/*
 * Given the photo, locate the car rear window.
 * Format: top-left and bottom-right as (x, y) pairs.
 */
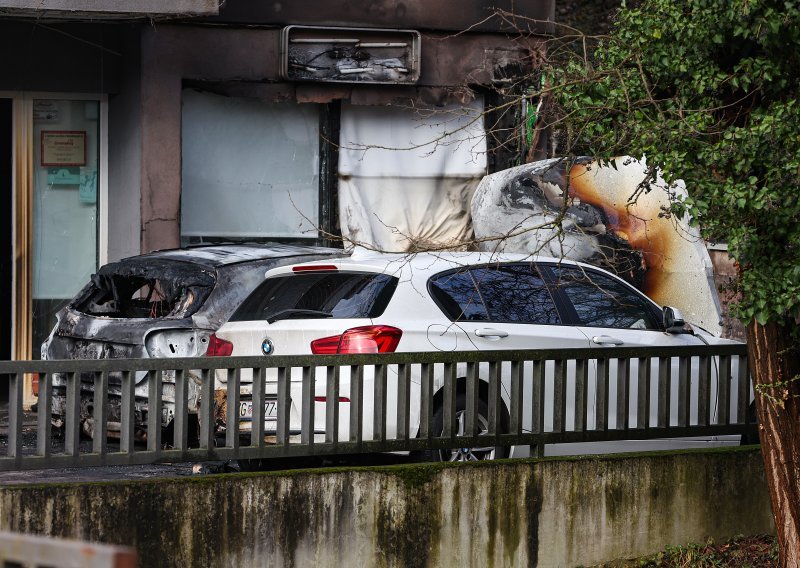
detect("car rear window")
(73, 259), (215, 319)
(230, 272), (398, 322)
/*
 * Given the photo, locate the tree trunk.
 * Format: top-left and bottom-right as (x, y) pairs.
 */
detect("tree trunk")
(748, 318), (800, 567)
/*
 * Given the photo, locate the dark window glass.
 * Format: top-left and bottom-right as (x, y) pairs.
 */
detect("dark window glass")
(74, 261), (215, 319)
(551, 266), (660, 329)
(428, 270), (488, 321)
(471, 265), (560, 324)
(230, 272), (397, 321)
(429, 264), (560, 324)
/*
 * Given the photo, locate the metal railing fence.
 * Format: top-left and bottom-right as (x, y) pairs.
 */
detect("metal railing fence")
(0, 344), (754, 471)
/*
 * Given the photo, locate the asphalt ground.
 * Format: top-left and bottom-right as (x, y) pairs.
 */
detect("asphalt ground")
(0, 402), (411, 484)
(0, 401), (210, 484)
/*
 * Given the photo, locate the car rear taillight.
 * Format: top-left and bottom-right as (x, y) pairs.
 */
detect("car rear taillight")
(310, 325), (402, 354)
(309, 334), (342, 355)
(206, 333), (233, 356)
(314, 396), (351, 403)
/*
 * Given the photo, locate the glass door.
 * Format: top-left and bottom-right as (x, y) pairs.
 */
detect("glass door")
(5, 94), (102, 372)
(30, 99), (100, 354)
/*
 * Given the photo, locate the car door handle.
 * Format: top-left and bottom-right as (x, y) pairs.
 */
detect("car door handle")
(474, 328), (509, 338)
(592, 335), (624, 346)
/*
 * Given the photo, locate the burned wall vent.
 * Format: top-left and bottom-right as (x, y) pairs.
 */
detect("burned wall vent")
(280, 25), (421, 84)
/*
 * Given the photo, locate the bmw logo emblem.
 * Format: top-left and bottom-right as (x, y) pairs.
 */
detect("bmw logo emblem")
(261, 337), (275, 356)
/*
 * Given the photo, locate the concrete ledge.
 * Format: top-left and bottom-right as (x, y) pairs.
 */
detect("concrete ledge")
(0, 0), (218, 17)
(0, 447), (774, 567)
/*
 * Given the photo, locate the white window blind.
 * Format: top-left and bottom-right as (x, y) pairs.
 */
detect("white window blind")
(181, 90), (320, 240)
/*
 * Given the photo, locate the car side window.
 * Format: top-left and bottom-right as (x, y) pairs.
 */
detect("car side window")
(428, 270), (489, 321)
(471, 264), (561, 324)
(429, 263), (560, 324)
(550, 266), (661, 329)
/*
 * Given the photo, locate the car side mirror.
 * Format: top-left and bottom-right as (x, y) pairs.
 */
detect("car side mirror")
(663, 306), (687, 334)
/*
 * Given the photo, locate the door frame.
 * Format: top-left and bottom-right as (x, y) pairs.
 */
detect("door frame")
(0, 91), (108, 406)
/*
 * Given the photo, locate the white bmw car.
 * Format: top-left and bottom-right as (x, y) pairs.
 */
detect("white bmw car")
(209, 251), (743, 460)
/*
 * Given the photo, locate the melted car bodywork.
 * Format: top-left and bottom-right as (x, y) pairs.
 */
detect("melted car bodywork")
(76, 260), (213, 318)
(471, 157), (723, 335)
(41, 244), (344, 440)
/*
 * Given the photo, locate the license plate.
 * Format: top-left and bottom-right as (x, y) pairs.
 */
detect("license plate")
(238, 399), (278, 421)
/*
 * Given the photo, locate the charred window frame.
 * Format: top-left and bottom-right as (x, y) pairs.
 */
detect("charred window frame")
(484, 89), (526, 173)
(73, 260), (216, 320)
(75, 275), (211, 320)
(483, 77), (549, 173)
(318, 100), (340, 247)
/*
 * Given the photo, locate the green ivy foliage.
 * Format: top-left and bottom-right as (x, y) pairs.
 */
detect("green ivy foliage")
(551, 0), (800, 325)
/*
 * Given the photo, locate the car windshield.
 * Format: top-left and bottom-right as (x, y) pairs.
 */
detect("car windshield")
(230, 272), (398, 322)
(73, 259), (216, 319)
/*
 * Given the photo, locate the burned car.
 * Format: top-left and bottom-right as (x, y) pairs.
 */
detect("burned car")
(41, 243), (344, 441)
(471, 156), (724, 335)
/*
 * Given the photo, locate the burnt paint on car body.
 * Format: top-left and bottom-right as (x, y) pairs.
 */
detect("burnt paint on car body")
(42, 243), (348, 439)
(44, 244), (346, 350)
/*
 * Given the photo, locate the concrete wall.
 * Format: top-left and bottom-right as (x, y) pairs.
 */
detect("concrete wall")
(0, 22), (122, 94)
(0, 0), (217, 16)
(107, 27), (142, 263)
(0, 448), (774, 567)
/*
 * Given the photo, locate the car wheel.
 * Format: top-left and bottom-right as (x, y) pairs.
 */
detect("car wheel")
(163, 415), (201, 448)
(422, 392), (509, 462)
(237, 456), (323, 472)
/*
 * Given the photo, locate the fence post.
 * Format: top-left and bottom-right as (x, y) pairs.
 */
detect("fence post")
(301, 366), (315, 447)
(36, 372), (52, 458)
(92, 371), (109, 455)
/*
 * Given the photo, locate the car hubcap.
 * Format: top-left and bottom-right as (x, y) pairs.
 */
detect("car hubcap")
(444, 410), (495, 462)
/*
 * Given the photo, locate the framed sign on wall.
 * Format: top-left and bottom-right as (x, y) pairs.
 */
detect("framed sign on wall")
(41, 130), (86, 167)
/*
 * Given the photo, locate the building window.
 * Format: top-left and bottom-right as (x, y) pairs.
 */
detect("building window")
(180, 89), (322, 244)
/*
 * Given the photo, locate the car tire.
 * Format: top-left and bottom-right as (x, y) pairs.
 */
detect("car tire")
(163, 415), (201, 448)
(419, 391), (510, 462)
(237, 458), (268, 472)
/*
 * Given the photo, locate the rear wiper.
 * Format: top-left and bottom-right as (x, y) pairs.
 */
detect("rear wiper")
(266, 309), (333, 324)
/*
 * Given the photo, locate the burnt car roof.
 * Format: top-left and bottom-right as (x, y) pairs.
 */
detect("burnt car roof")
(44, 244), (348, 349)
(117, 243), (344, 269)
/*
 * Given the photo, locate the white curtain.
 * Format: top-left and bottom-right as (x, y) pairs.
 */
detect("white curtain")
(338, 99), (487, 251)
